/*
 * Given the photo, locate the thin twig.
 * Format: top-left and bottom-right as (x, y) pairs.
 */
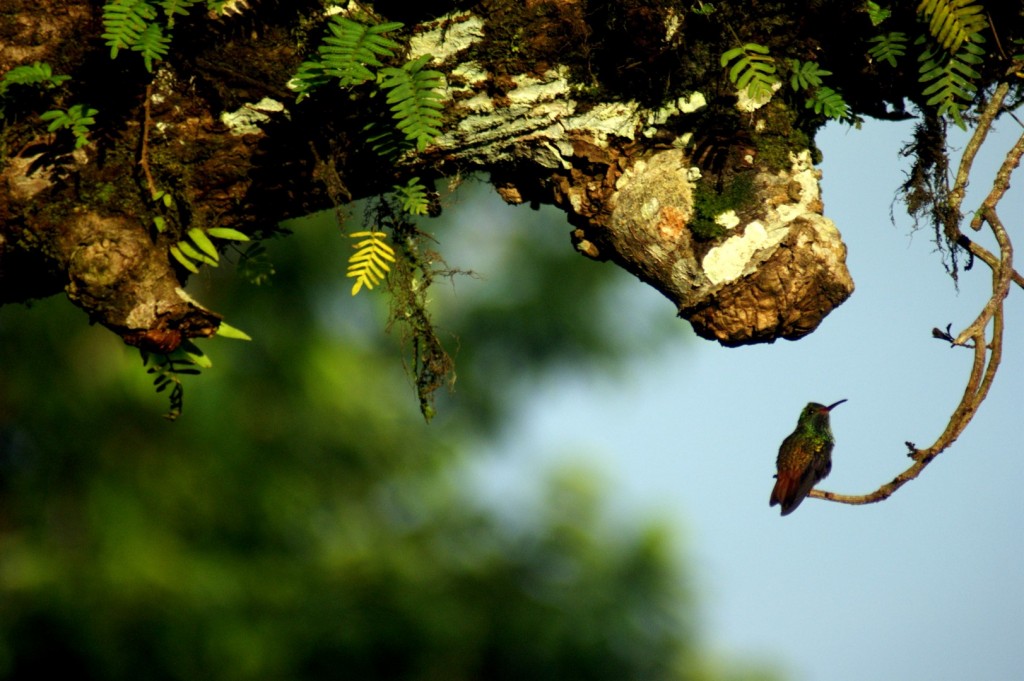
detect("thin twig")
(139, 83), (158, 197)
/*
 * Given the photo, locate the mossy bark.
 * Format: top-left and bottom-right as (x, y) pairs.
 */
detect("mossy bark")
(2, 1), (1018, 348)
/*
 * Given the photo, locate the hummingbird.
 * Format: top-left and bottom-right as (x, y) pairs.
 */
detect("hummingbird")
(770, 399), (846, 516)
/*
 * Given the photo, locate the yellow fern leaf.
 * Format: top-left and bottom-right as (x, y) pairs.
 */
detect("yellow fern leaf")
(347, 230), (395, 295)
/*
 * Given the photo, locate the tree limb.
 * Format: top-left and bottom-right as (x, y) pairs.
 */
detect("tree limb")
(810, 106), (1020, 508)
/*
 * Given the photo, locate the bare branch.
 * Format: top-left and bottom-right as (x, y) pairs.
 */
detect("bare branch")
(810, 94), (1020, 508)
(949, 82), (1008, 228)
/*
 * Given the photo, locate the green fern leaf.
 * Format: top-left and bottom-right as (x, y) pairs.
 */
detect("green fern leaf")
(171, 226), (245, 272)
(788, 59), (832, 91)
(291, 60), (330, 102)
(133, 21), (172, 72)
(161, 0), (202, 27)
(206, 227), (250, 241)
(320, 17), (403, 87)
(187, 228), (219, 259)
(177, 239), (218, 267)
(918, 39), (984, 128)
(916, 0), (987, 54)
(39, 104), (98, 148)
(363, 121), (415, 159)
(347, 230), (396, 295)
(721, 43), (779, 101)
(215, 321), (252, 341)
(0, 61), (70, 96)
(102, 0), (158, 59)
(237, 242), (275, 285)
(379, 55), (444, 152)
(394, 177), (430, 216)
(805, 86), (851, 120)
(867, 32), (908, 67)
(170, 243), (201, 273)
(866, 1), (892, 26)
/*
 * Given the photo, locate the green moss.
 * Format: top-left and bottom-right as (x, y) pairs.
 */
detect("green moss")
(690, 173), (755, 240)
(751, 101), (817, 172)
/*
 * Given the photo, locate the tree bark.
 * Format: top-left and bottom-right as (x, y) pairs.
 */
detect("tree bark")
(7, 0), (953, 350)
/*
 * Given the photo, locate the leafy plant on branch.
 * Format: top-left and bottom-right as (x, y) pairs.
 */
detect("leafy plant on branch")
(379, 55), (445, 153)
(393, 176), (430, 216)
(916, 0), (987, 54)
(917, 39), (984, 129)
(347, 230), (396, 295)
(780, 58), (852, 121)
(39, 105), (99, 149)
(102, 0), (223, 73)
(324, 17), (402, 88)
(787, 58), (832, 91)
(807, 86), (852, 121)
(720, 43), (779, 102)
(0, 61), (70, 97)
(914, 0), (988, 129)
(141, 343), (203, 421)
(169, 227), (251, 274)
(867, 32), (909, 67)
(141, 323), (250, 420)
(865, 0), (892, 26)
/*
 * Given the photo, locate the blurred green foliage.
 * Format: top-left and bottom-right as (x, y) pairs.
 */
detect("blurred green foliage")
(0, 187), (778, 680)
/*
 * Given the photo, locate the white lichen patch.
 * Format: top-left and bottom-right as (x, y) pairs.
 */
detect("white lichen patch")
(702, 221), (770, 285)
(409, 14), (485, 64)
(776, 150), (821, 222)
(506, 70), (572, 104)
(532, 140), (574, 170)
(715, 210), (740, 230)
(640, 196), (661, 221)
(643, 92), (706, 137)
(664, 10), (683, 41)
(562, 100), (642, 142)
(221, 97), (285, 136)
(615, 158), (647, 190)
(450, 61), (489, 89)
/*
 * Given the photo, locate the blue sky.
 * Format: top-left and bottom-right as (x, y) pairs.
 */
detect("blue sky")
(456, 119), (1024, 680)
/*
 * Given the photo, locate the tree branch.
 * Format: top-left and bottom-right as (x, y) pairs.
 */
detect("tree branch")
(810, 104), (1021, 508)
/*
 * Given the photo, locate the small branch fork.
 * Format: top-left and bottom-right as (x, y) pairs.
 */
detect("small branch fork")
(810, 81), (1024, 508)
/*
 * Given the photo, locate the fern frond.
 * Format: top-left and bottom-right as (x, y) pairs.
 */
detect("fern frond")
(866, 1), (891, 26)
(161, 0), (202, 27)
(363, 121), (415, 159)
(788, 59), (832, 91)
(0, 61), (70, 96)
(237, 242), (275, 286)
(379, 55), (444, 152)
(133, 22), (172, 72)
(320, 17), (403, 87)
(347, 230), (396, 295)
(916, 0), (987, 54)
(291, 60), (330, 102)
(868, 32), (908, 67)
(141, 346), (202, 420)
(805, 86), (851, 120)
(39, 104), (98, 148)
(168, 226), (248, 273)
(394, 177), (430, 216)
(720, 43), (779, 101)
(102, 0), (158, 59)
(918, 38), (984, 128)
